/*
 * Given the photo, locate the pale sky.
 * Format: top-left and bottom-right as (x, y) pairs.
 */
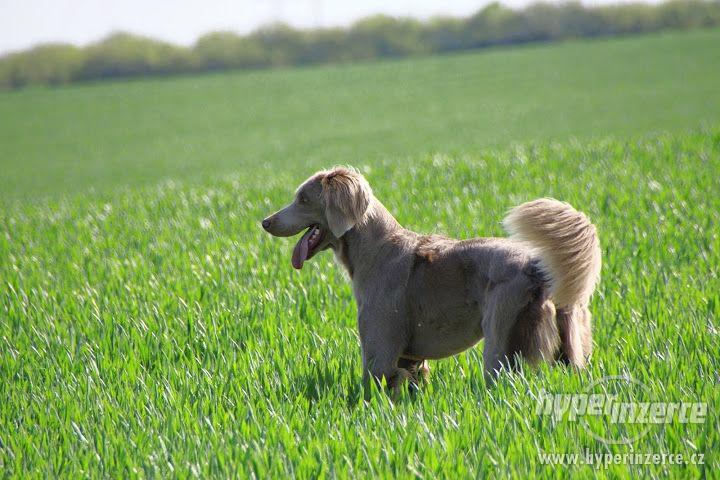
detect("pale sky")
(0, 0), (661, 55)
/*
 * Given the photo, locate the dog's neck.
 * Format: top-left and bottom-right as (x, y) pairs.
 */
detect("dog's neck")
(331, 197), (406, 280)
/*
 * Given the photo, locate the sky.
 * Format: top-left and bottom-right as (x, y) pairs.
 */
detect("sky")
(0, 0), (661, 55)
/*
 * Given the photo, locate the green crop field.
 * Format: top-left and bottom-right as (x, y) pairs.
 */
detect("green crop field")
(1, 28), (719, 478)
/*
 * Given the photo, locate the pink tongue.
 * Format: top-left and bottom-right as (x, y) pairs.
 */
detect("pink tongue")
(291, 228), (313, 269)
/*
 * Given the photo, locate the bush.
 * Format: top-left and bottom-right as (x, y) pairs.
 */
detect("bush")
(0, 44), (85, 88)
(193, 32), (269, 69)
(77, 33), (191, 80)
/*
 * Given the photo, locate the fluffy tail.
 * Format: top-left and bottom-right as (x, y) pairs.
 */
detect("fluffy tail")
(503, 198), (601, 366)
(503, 198), (601, 308)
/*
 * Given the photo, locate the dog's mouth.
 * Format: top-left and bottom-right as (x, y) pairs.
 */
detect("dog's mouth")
(291, 225), (326, 269)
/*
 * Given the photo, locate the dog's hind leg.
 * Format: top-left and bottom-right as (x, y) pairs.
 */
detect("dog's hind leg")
(507, 297), (560, 366)
(481, 273), (564, 382)
(556, 306), (593, 366)
(579, 307), (593, 357)
(481, 279), (535, 382)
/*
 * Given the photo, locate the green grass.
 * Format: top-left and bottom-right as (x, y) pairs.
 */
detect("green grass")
(1, 29), (719, 478)
(1, 28), (719, 200)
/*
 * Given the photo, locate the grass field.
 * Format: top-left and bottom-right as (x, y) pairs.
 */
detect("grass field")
(1, 29), (719, 478)
(1, 28), (719, 200)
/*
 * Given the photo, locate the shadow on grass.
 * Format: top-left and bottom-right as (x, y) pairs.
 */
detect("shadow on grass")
(292, 364), (427, 409)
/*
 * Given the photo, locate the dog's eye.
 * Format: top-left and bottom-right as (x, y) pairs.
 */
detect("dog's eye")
(298, 194), (307, 204)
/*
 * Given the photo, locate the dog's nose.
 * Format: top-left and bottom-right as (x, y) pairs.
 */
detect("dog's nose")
(261, 218), (272, 230)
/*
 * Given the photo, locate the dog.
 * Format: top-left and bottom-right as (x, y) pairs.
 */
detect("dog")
(262, 166), (601, 393)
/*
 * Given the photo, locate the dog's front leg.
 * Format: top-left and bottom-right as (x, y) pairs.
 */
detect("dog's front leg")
(361, 354), (412, 400)
(397, 357), (430, 386)
(357, 303), (410, 399)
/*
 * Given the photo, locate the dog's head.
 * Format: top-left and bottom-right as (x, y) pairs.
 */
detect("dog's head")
(262, 167), (372, 269)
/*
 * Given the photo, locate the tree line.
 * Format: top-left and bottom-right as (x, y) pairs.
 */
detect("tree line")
(1, 0), (718, 89)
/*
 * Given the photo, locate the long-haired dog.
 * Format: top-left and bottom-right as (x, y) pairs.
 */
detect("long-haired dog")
(262, 167), (601, 393)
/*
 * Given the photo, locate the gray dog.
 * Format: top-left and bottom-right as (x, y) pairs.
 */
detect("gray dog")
(262, 167), (601, 394)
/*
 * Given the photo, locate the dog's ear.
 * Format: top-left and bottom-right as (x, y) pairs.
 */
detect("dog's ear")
(321, 167), (371, 237)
